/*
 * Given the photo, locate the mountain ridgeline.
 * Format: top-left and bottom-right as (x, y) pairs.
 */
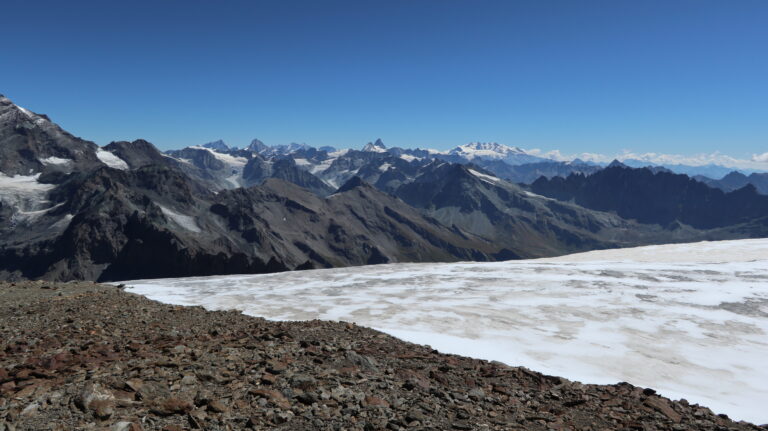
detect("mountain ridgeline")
(1, 93), (766, 281)
(530, 166), (768, 230)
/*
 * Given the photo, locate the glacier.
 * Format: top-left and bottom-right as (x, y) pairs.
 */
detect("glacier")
(124, 238), (768, 423)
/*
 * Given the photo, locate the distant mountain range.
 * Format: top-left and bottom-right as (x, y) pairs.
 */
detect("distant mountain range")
(693, 171), (768, 195)
(1, 93), (767, 281)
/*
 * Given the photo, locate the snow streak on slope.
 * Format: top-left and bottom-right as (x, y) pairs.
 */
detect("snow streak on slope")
(124, 239), (768, 423)
(95, 149), (129, 170)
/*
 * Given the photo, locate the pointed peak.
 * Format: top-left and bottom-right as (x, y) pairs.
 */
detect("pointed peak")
(362, 139), (387, 152)
(723, 170), (748, 179)
(334, 176), (373, 194)
(203, 139), (229, 151)
(248, 138), (268, 153)
(608, 159), (627, 168)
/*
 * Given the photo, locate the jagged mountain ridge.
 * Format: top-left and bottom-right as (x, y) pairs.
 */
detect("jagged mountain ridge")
(392, 163), (720, 258)
(530, 165), (768, 229)
(694, 171), (768, 195)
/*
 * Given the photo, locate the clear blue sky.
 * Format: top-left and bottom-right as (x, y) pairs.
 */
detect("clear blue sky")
(2, 0), (767, 155)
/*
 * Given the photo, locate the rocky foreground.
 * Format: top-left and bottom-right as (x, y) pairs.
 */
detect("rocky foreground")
(0, 282), (764, 431)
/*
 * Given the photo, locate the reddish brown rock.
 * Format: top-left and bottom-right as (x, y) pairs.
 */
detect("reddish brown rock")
(362, 395), (390, 408)
(151, 397), (194, 416)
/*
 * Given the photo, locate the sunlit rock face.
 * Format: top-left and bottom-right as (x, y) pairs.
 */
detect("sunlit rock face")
(125, 238), (768, 423)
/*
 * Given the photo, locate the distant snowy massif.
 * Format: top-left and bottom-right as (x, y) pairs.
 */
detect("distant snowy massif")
(125, 239), (768, 423)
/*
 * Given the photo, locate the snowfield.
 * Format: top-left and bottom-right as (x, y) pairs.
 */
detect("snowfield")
(124, 239), (768, 423)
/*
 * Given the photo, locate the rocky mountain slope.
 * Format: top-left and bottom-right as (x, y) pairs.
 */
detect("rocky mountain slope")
(0, 95), (103, 177)
(530, 165), (768, 229)
(393, 162), (717, 258)
(0, 162), (500, 281)
(1, 281), (764, 431)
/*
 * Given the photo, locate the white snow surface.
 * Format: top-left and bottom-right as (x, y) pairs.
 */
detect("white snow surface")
(467, 169), (500, 184)
(0, 173), (56, 213)
(39, 156), (72, 166)
(124, 239), (768, 423)
(450, 142), (527, 159)
(398, 154), (420, 162)
(95, 149), (129, 170)
(16, 106), (34, 117)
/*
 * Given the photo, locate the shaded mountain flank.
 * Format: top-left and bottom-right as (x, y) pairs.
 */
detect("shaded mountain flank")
(530, 165), (768, 230)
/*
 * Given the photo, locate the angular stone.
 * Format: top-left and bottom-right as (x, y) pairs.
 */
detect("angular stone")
(645, 397), (682, 423)
(251, 389), (291, 409)
(207, 399), (228, 413)
(151, 397), (194, 416)
(362, 395), (390, 408)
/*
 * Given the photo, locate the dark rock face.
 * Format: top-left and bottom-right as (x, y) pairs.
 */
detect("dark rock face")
(247, 138), (268, 153)
(531, 166), (768, 229)
(103, 140), (170, 170)
(243, 157), (334, 196)
(474, 159), (603, 184)
(0, 282), (763, 430)
(202, 139), (229, 151)
(0, 94), (102, 176)
(212, 178), (500, 268)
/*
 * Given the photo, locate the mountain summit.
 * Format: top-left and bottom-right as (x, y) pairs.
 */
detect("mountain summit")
(447, 142), (546, 166)
(362, 138), (387, 153)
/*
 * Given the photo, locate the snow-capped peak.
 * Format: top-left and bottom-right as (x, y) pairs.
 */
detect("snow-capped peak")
(449, 142), (526, 158)
(447, 142), (546, 166)
(362, 138), (387, 153)
(0, 96), (50, 127)
(202, 139), (230, 152)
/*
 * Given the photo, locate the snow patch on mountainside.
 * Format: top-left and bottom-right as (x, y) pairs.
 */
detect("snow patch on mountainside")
(96, 149), (129, 170)
(158, 205), (201, 232)
(39, 156), (72, 166)
(125, 239), (768, 423)
(399, 154), (420, 162)
(16, 106), (34, 118)
(0, 173), (56, 213)
(467, 169), (500, 184)
(190, 146), (248, 167)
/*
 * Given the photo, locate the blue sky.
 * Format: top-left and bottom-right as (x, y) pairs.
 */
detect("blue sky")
(2, 0), (767, 158)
